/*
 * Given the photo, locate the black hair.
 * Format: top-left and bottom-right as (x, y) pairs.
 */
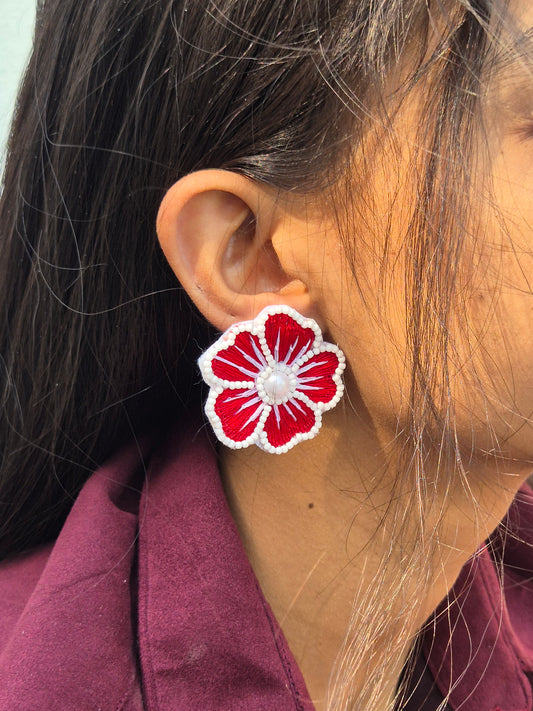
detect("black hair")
(0, 0), (501, 555)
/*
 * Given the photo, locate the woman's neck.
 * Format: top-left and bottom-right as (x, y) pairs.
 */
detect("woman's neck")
(220, 406), (528, 709)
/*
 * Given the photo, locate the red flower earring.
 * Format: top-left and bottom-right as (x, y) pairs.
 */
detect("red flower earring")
(198, 305), (345, 454)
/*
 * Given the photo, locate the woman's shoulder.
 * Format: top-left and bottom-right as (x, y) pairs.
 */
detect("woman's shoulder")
(0, 545), (52, 643)
(0, 435), (148, 711)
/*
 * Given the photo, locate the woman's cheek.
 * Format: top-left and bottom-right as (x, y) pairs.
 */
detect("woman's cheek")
(453, 130), (533, 457)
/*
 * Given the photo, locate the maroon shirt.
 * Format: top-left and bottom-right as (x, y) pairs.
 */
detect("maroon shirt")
(0, 420), (532, 710)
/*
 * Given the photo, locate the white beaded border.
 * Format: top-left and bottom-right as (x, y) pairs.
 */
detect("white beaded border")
(204, 387), (269, 450)
(256, 393), (323, 455)
(254, 304), (322, 369)
(198, 319), (259, 390)
(292, 342), (346, 412)
(198, 305), (346, 454)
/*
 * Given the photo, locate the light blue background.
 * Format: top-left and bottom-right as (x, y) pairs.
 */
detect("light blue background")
(0, 0), (36, 168)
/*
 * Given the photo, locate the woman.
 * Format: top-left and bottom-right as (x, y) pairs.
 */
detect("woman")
(0, 0), (532, 708)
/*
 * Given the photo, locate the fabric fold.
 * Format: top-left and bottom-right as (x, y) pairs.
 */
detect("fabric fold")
(0, 439), (148, 710)
(136, 421), (313, 710)
(423, 486), (533, 711)
(1, 420), (533, 711)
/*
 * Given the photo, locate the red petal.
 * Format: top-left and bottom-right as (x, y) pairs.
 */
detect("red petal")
(296, 351), (340, 404)
(264, 313), (315, 366)
(263, 398), (316, 448)
(214, 388), (264, 443)
(211, 331), (265, 382)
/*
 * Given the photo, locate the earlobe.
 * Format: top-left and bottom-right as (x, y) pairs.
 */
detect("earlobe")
(156, 170), (315, 332)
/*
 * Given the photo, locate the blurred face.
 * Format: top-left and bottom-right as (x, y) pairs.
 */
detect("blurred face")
(308, 0), (533, 466)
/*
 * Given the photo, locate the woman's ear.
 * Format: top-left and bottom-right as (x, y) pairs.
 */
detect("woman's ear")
(156, 169), (316, 332)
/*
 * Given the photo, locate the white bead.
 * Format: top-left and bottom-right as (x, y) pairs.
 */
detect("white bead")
(262, 370), (292, 404)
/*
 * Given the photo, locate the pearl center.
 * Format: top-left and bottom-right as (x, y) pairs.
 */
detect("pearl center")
(262, 370), (292, 404)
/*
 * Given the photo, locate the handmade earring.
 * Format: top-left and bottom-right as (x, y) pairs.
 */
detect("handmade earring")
(198, 305), (345, 454)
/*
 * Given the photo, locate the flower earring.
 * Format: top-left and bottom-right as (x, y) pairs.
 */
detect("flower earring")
(198, 305), (345, 454)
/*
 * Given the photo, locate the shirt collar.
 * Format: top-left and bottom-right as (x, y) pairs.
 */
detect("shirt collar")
(0, 421), (313, 711)
(136, 420), (314, 710)
(423, 486), (533, 711)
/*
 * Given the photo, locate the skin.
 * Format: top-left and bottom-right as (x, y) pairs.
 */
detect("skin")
(156, 1), (533, 707)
